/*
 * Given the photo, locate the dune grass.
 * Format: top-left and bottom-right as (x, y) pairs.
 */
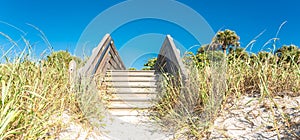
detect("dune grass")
(0, 53), (83, 139)
(0, 20), (121, 138)
(0, 30), (108, 139)
(150, 45), (300, 139)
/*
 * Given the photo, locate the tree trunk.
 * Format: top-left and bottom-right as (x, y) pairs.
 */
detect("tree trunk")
(222, 45), (227, 56)
(223, 48), (227, 56)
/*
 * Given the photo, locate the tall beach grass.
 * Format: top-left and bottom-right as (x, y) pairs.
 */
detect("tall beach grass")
(0, 30), (105, 139)
(150, 41), (300, 139)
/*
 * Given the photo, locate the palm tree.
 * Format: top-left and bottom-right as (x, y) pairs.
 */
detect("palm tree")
(214, 29), (240, 56)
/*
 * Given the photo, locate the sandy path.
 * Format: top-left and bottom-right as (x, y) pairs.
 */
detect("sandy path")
(98, 113), (173, 140)
(58, 111), (173, 140)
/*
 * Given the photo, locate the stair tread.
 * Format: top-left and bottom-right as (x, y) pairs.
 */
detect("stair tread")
(105, 80), (158, 82)
(110, 96), (155, 102)
(108, 101), (153, 109)
(108, 87), (156, 91)
(110, 92), (158, 94)
(107, 85), (158, 88)
(110, 94), (157, 100)
(108, 70), (155, 72)
(106, 75), (157, 77)
(110, 99), (154, 102)
(105, 77), (158, 81)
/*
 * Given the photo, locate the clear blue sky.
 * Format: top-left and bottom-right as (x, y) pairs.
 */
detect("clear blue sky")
(0, 0), (299, 68)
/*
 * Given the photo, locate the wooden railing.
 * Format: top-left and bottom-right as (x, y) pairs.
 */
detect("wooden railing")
(71, 34), (188, 89)
(154, 35), (188, 84)
(78, 34), (126, 77)
(71, 34), (126, 103)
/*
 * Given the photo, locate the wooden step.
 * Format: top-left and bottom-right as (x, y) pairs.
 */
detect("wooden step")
(107, 73), (156, 77)
(107, 70), (155, 76)
(108, 87), (157, 94)
(107, 70), (155, 73)
(110, 93), (157, 101)
(105, 81), (158, 88)
(105, 76), (158, 82)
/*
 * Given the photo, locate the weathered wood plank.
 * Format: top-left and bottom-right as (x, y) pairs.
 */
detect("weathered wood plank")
(109, 41), (126, 69)
(154, 35), (188, 82)
(81, 34), (111, 75)
(78, 34), (126, 78)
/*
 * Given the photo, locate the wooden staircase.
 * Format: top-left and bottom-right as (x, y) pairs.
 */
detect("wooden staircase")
(75, 33), (188, 121)
(104, 70), (159, 116)
(70, 34), (188, 139)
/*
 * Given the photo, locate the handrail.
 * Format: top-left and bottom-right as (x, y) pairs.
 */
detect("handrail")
(74, 34), (187, 87)
(78, 34), (126, 77)
(154, 35), (188, 84)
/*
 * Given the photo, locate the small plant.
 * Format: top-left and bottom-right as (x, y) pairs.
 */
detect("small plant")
(128, 67), (137, 70)
(143, 57), (157, 70)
